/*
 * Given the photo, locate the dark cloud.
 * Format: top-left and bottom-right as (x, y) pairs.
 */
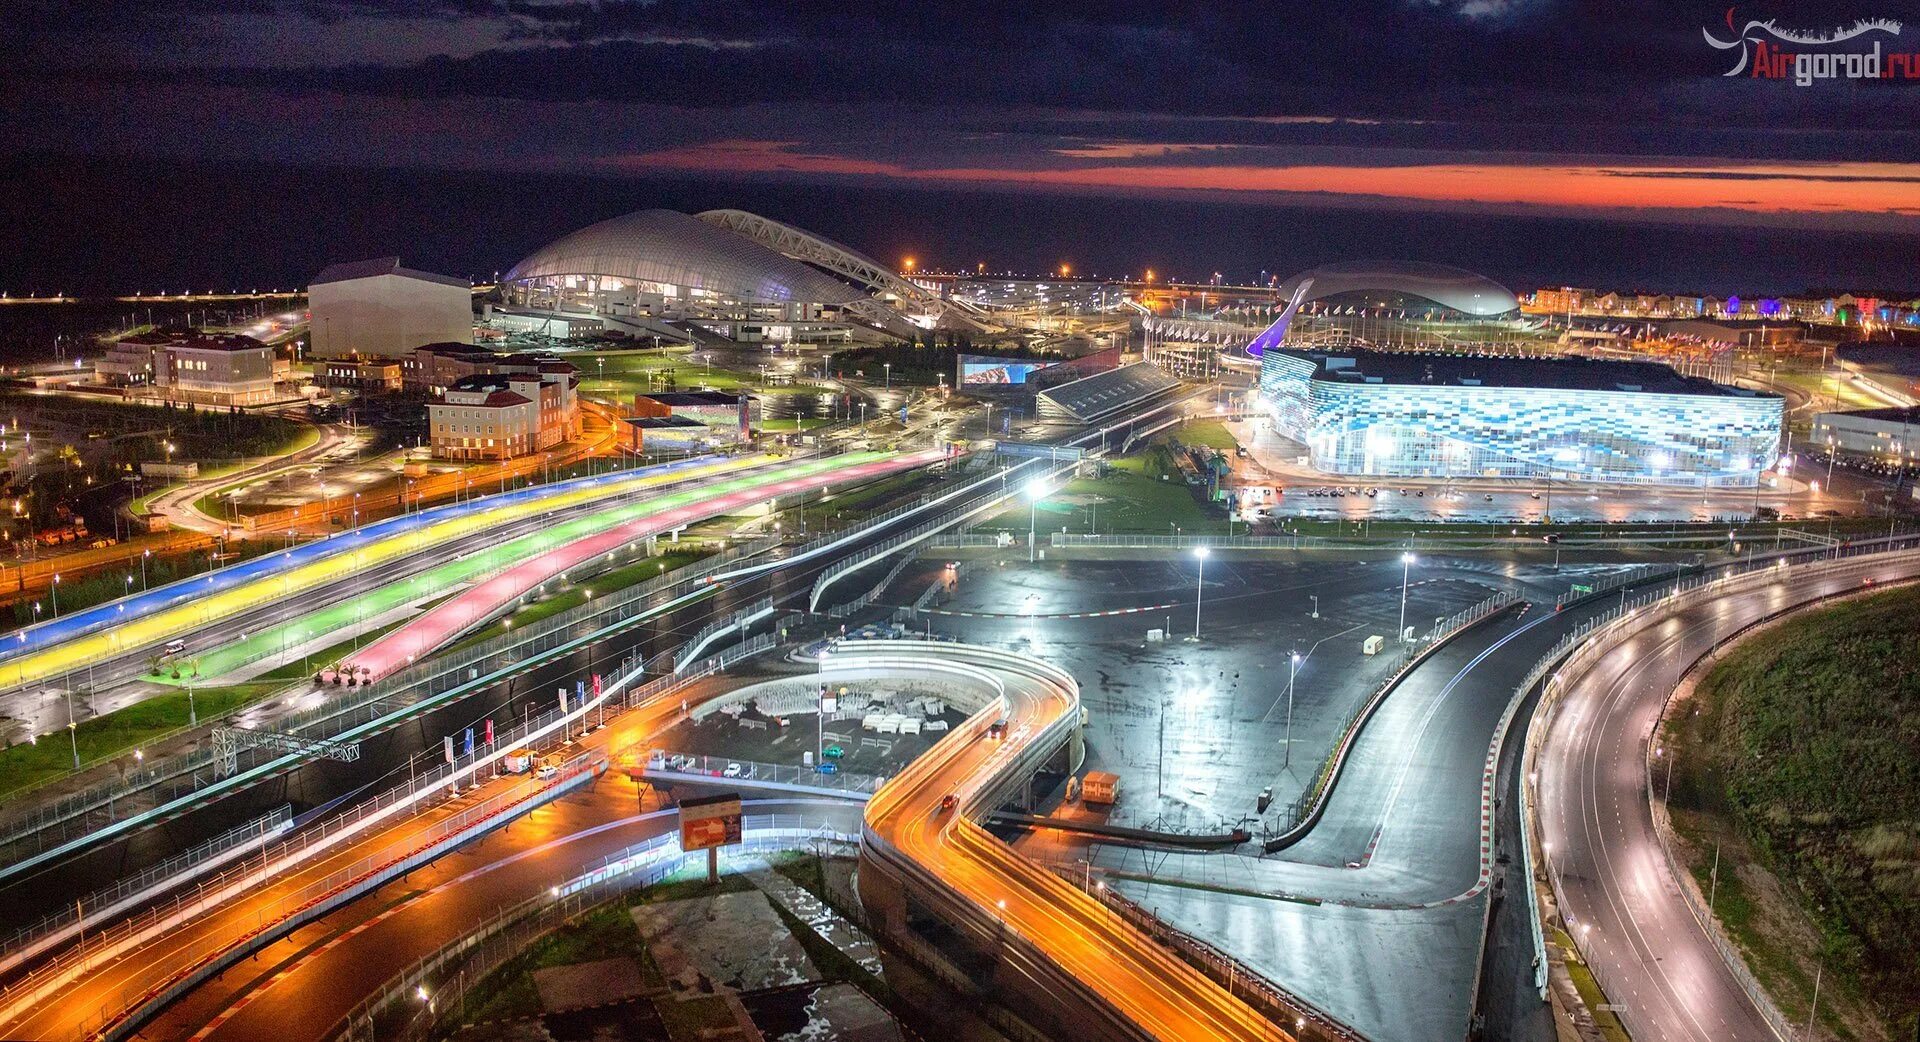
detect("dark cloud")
(16, 0), (1920, 129)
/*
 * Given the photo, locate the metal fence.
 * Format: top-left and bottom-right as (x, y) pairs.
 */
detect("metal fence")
(1267, 588), (1520, 846)
(642, 752), (885, 799)
(1047, 864), (1368, 1042)
(1516, 547), (1920, 1039)
(809, 459), (1067, 613)
(0, 804), (292, 975)
(0, 537), (777, 869)
(0, 626), (767, 1038)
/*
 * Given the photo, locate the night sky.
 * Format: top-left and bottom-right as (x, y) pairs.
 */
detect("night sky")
(4, 1), (1918, 293)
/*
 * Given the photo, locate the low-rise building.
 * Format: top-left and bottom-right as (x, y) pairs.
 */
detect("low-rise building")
(1811, 407), (1920, 460)
(316, 359), (403, 393)
(619, 415), (718, 453)
(98, 331), (278, 405)
(404, 344), (579, 398)
(631, 391), (757, 440)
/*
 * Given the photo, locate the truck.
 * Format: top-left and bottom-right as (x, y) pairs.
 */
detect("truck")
(503, 748), (535, 774)
(1081, 770), (1121, 806)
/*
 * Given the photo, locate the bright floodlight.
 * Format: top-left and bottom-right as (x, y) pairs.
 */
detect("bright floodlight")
(1291, 651), (1301, 663)
(1025, 478), (1048, 500)
(1194, 546), (1210, 559)
(1401, 552), (1416, 564)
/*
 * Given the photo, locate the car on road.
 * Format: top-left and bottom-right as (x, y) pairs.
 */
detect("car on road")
(939, 794), (958, 813)
(535, 759), (559, 780)
(162, 639), (187, 657)
(815, 761), (840, 775)
(823, 744), (845, 759)
(986, 719), (1008, 740)
(723, 762), (744, 778)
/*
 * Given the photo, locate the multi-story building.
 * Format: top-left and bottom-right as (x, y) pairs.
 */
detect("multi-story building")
(308, 257), (474, 360)
(403, 344), (578, 398)
(427, 369), (580, 461)
(1258, 348), (1783, 487)
(97, 331), (278, 405)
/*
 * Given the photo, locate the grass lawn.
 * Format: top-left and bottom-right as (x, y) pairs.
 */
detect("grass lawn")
(757, 417), (832, 432)
(1554, 928), (1632, 1042)
(0, 683), (279, 800)
(1173, 420), (1238, 451)
(979, 452), (1224, 535)
(1663, 584), (1920, 1040)
(577, 352), (830, 400)
(461, 903), (651, 1024)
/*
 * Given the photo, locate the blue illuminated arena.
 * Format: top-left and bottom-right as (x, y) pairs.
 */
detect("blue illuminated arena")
(1258, 349), (1783, 487)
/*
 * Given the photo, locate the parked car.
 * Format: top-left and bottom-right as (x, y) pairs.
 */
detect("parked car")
(815, 762), (840, 775)
(823, 744), (846, 759)
(723, 762), (744, 778)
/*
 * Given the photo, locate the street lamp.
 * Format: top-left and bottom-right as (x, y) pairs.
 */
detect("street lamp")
(1398, 552), (1416, 642)
(1284, 651), (1301, 770)
(50, 573), (60, 619)
(1026, 478), (1048, 563)
(1191, 546), (1210, 640)
(883, 362), (892, 390)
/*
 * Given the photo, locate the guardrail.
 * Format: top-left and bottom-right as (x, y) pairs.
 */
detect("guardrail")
(1049, 865), (1367, 1042)
(808, 460), (1066, 612)
(642, 752), (885, 799)
(0, 537), (777, 871)
(1513, 545), (1920, 1034)
(1264, 587), (1520, 849)
(101, 757), (605, 1042)
(331, 815), (858, 1042)
(672, 596), (775, 673)
(0, 805), (292, 976)
(0, 625), (767, 1039)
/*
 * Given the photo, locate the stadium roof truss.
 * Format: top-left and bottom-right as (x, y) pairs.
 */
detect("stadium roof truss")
(696, 209), (989, 332)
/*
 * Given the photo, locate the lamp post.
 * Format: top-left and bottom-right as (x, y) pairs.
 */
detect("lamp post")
(1026, 478), (1047, 563)
(1398, 552), (1416, 642)
(1191, 546), (1210, 640)
(50, 574), (60, 619)
(140, 549), (150, 590)
(883, 362), (892, 390)
(65, 688), (80, 770)
(1284, 650), (1300, 770)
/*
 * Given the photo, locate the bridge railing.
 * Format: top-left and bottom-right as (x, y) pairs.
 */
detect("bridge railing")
(0, 805), (292, 976)
(331, 816), (857, 1042)
(0, 538), (775, 867)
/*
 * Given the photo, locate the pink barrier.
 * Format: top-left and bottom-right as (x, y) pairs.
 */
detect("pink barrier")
(342, 450), (948, 680)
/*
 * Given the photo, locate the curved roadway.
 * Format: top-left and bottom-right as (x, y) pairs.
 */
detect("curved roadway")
(845, 641), (1293, 1042)
(1537, 551), (1920, 1042)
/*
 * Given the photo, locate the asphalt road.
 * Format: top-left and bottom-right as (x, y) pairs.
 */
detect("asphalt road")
(0, 454), (778, 737)
(0, 464), (1002, 925)
(158, 795), (862, 1042)
(1536, 552), (1920, 1042)
(850, 640), (1287, 1042)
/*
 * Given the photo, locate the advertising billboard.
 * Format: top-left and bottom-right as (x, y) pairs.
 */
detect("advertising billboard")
(678, 793), (742, 851)
(959, 356), (1061, 386)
